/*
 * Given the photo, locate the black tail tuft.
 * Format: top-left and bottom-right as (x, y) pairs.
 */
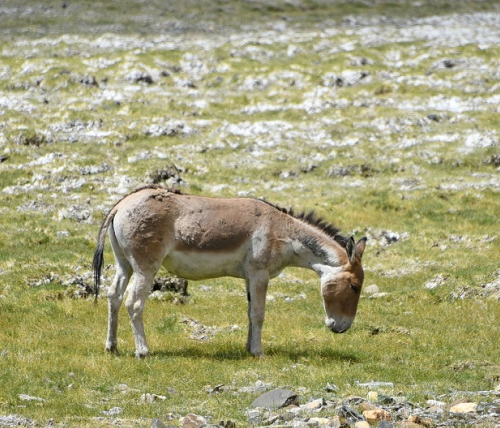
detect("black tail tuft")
(92, 243), (104, 303)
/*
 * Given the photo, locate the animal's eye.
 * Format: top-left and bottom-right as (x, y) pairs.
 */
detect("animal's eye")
(350, 284), (360, 293)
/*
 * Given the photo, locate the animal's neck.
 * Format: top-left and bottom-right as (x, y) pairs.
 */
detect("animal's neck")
(288, 221), (342, 273)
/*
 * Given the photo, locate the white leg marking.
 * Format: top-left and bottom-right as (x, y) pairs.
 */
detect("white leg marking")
(125, 273), (154, 358)
(106, 265), (131, 354)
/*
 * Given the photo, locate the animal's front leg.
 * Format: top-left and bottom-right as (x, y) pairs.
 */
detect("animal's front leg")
(246, 271), (269, 357)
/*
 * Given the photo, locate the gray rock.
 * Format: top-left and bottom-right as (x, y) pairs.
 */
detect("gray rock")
(376, 421), (394, 428)
(101, 407), (123, 416)
(0, 415), (35, 427)
(249, 388), (299, 409)
(151, 419), (168, 428)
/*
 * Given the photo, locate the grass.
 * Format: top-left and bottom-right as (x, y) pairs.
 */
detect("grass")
(1, 0), (500, 426)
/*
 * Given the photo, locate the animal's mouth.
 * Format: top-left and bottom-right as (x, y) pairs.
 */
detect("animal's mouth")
(325, 317), (353, 334)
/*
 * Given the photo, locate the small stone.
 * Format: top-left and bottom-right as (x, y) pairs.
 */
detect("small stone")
(449, 402), (477, 413)
(370, 292), (389, 299)
(302, 398), (324, 410)
(356, 381), (394, 389)
(140, 393), (167, 403)
(324, 382), (339, 392)
(363, 284), (379, 295)
(249, 388), (299, 409)
(354, 422), (370, 428)
(101, 407), (123, 416)
(329, 416), (341, 428)
(376, 421), (394, 428)
(151, 419), (168, 428)
(363, 408), (392, 423)
(367, 391), (379, 402)
(308, 417), (331, 426)
(398, 423), (421, 428)
(181, 413), (207, 428)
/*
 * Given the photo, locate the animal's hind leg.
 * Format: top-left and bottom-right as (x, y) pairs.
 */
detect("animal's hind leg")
(245, 278), (252, 353)
(106, 229), (132, 355)
(106, 264), (131, 354)
(125, 270), (157, 358)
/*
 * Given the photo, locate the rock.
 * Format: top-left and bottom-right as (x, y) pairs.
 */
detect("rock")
(140, 393), (167, 403)
(448, 401), (478, 413)
(329, 415), (341, 428)
(363, 284), (379, 295)
(101, 407), (123, 416)
(397, 423), (421, 428)
(324, 382), (339, 392)
(354, 422), (370, 428)
(152, 276), (188, 295)
(370, 292), (390, 299)
(407, 415), (434, 427)
(376, 421), (394, 428)
(0, 415), (35, 427)
(249, 388), (299, 409)
(424, 275), (448, 290)
(181, 414), (208, 428)
(302, 398), (324, 410)
(356, 381), (394, 389)
(308, 417), (332, 426)
(363, 408), (392, 423)
(151, 419), (168, 428)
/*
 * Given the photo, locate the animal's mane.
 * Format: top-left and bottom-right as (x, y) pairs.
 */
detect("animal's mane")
(259, 199), (349, 248)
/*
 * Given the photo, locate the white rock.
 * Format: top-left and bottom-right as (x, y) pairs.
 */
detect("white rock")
(449, 402), (478, 413)
(363, 284), (379, 295)
(302, 398), (324, 410)
(101, 407), (123, 416)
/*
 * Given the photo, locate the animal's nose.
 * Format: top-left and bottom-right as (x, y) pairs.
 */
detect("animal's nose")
(325, 317), (352, 334)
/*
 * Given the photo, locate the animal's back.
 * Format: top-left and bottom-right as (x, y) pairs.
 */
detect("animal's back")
(110, 187), (281, 280)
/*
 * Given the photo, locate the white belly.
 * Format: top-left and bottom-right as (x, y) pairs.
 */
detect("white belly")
(162, 249), (247, 280)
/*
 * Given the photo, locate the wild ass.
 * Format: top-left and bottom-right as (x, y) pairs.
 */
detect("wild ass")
(93, 186), (367, 358)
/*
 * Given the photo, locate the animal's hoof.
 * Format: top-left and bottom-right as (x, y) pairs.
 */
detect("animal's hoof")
(106, 345), (119, 356)
(136, 351), (150, 359)
(249, 349), (265, 358)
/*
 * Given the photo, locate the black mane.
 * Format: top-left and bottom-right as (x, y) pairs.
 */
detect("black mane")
(259, 199), (349, 248)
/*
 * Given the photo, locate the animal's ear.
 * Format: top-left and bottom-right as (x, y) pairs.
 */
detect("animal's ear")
(356, 237), (367, 260)
(346, 236), (356, 264)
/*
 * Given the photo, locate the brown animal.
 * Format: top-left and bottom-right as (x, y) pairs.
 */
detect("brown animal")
(93, 186), (367, 358)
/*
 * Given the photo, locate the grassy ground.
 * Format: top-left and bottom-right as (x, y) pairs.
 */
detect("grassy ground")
(1, 1), (500, 426)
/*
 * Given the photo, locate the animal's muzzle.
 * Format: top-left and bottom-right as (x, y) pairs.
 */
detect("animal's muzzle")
(325, 317), (353, 334)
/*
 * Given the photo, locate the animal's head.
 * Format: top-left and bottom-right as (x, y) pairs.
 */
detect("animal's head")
(322, 237), (367, 334)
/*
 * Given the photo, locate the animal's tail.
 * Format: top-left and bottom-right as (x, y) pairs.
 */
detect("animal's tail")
(92, 207), (118, 303)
